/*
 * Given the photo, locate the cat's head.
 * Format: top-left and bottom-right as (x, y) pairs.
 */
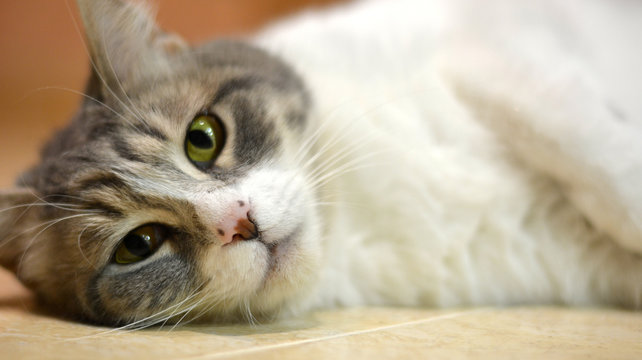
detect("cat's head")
(0, 0), (322, 326)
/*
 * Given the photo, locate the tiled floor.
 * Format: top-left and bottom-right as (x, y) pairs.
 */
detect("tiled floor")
(1, 270), (640, 360)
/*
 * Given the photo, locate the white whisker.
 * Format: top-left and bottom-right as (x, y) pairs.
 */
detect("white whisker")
(65, 285), (207, 341)
(0, 202), (91, 214)
(65, 0), (141, 130)
(76, 224), (96, 270)
(167, 294), (210, 331)
(15, 213), (95, 275)
(307, 150), (390, 191)
(304, 132), (379, 183)
(99, 28), (150, 130)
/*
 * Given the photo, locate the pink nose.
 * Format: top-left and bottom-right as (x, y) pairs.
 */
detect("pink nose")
(216, 200), (258, 245)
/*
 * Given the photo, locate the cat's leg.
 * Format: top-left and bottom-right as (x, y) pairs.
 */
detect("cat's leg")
(439, 41), (642, 255)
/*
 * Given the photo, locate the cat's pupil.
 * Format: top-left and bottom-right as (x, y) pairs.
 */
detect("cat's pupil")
(123, 233), (152, 257)
(188, 130), (214, 149)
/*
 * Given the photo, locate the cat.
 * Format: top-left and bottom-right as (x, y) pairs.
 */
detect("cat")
(1, 0), (641, 327)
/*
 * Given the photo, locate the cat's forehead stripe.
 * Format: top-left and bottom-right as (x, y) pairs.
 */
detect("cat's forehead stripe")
(106, 75), (289, 169)
(111, 137), (146, 163)
(131, 123), (168, 142)
(230, 96), (280, 164)
(212, 76), (265, 105)
(75, 172), (127, 190)
(75, 170), (181, 217)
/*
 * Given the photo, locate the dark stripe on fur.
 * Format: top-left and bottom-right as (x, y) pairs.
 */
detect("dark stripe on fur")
(76, 173), (128, 192)
(230, 97), (279, 164)
(84, 201), (123, 218)
(111, 137), (145, 163)
(132, 123), (168, 141)
(212, 76), (263, 105)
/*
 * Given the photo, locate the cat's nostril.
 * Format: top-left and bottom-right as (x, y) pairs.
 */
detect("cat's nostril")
(217, 200), (258, 245)
(232, 213), (258, 242)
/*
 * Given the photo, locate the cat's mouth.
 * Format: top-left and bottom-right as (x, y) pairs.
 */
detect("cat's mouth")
(221, 220), (303, 286)
(262, 225), (301, 277)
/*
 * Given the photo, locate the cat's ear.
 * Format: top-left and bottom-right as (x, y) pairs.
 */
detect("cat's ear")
(76, 0), (188, 97)
(0, 188), (42, 273)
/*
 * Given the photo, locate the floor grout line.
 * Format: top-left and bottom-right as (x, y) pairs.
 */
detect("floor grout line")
(188, 309), (488, 360)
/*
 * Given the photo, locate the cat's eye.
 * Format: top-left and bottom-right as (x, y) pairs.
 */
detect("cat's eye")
(114, 224), (165, 264)
(185, 114), (225, 169)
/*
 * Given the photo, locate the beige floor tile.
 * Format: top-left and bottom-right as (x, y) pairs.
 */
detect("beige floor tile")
(2, 291), (641, 360)
(222, 308), (642, 360)
(0, 289), (453, 360)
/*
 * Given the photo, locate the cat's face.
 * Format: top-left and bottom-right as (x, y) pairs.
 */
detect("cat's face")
(0, 1), (322, 325)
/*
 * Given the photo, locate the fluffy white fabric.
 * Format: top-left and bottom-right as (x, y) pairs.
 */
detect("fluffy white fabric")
(256, 0), (642, 310)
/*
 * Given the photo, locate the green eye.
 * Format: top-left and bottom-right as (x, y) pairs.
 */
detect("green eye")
(114, 225), (165, 265)
(185, 114), (225, 168)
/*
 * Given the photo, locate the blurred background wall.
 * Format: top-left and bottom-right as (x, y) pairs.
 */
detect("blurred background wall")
(0, 0), (346, 188)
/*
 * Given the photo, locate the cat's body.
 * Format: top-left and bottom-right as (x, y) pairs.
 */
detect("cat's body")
(259, 0), (642, 310)
(0, 0), (641, 326)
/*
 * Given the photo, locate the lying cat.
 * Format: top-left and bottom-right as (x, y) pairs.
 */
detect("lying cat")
(0, 0), (641, 327)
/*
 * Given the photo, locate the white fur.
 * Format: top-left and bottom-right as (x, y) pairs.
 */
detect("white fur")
(254, 0), (642, 310)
